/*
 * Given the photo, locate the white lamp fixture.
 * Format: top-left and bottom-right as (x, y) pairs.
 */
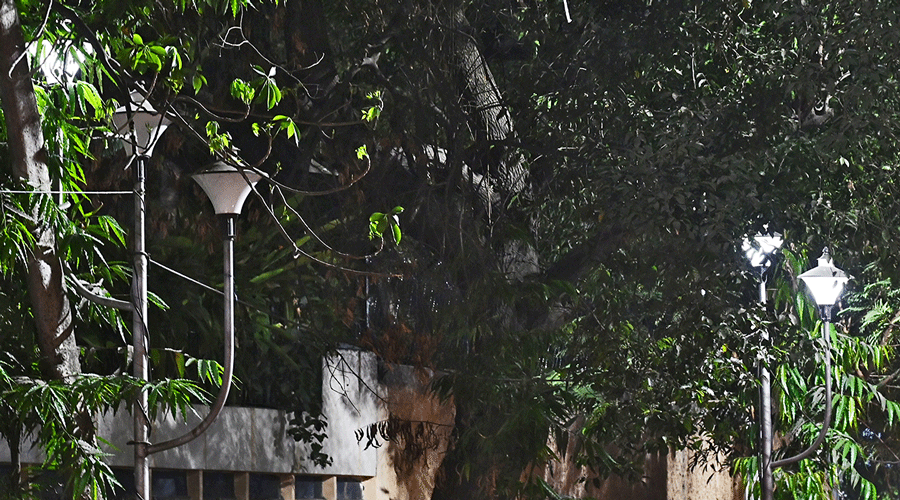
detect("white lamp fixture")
(144, 161), (264, 472)
(745, 231), (784, 500)
(192, 162), (263, 215)
(111, 91), (172, 157)
(743, 232), (784, 269)
(798, 248), (850, 307)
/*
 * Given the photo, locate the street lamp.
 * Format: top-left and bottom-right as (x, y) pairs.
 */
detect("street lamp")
(767, 248), (848, 463)
(192, 162), (263, 216)
(112, 91), (171, 158)
(798, 248), (850, 322)
(111, 92), (170, 500)
(113, 93), (261, 499)
(138, 161), (262, 451)
(751, 247), (849, 500)
(743, 232), (783, 500)
(189, 162), (264, 437)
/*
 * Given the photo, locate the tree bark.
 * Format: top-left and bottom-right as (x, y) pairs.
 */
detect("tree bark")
(0, 0), (81, 383)
(453, 11), (528, 201)
(1, 5), (99, 499)
(451, 11), (537, 284)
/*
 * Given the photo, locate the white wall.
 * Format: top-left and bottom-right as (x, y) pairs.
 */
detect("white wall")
(0, 349), (379, 478)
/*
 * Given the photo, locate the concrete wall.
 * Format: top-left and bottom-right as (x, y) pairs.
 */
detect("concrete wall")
(666, 448), (743, 500)
(1, 349), (379, 478)
(364, 364), (455, 500)
(1, 349), (744, 500)
(537, 420), (742, 500)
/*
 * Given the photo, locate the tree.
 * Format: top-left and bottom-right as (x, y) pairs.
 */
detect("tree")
(0, 0), (105, 494)
(332, 0), (900, 497)
(5, 0), (900, 498)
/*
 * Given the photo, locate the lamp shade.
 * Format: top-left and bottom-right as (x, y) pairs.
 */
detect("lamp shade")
(111, 91), (171, 157)
(743, 232), (783, 268)
(192, 162), (263, 215)
(799, 248), (850, 306)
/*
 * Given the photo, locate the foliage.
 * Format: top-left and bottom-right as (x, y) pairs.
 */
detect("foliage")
(6, 0), (900, 498)
(0, 358), (208, 498)
(327, 0), (900, 497)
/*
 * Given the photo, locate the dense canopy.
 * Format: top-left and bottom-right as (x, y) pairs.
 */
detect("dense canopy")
(3, 0), (900, 498)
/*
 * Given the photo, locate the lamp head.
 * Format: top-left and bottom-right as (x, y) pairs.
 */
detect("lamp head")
(798, 248), (850, 307)
(111, 91), (171, 157)
(743, 232), (783, 269)
(192, 162), (263, 215)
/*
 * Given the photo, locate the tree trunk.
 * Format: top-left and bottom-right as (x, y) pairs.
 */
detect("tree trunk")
(453, 10), (528, 200)
(0, 0), (81, 382)
(451, 11), (537, 283)
(1, 5), (100, 499)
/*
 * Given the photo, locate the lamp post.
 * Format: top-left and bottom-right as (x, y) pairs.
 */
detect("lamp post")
(113, 94), (261, 499)
(743, 232), (783, 500)
(111, 93), (171, 500)
(769, 248), (849, 464)
(748, 246), (849, 500)
(186, 162), (264, 449)
(132, 161), (262, 453)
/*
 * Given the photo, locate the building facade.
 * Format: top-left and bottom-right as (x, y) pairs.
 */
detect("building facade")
(1, 349), (741, 500)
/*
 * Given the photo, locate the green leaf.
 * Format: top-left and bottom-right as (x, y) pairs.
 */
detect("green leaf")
(175, 352), (185, 378)
(75, 82), (103, 118)
(230, 78), (254, 105)
(250, 267), (287, 284)
(193, 74), (206, 94)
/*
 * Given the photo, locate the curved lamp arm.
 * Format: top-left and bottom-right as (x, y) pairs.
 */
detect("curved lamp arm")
(146, 216), (237, 455)
(68, 273), (134, 311)
(771, 315), (833, 469)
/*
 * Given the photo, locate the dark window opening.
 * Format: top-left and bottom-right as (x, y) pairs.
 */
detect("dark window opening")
(249, 473), (281, 500)
(336, 478), (363, 500)
(152, 469), (189, 500)
(295, 475), (323, 499)
(204, 471), (236, 500)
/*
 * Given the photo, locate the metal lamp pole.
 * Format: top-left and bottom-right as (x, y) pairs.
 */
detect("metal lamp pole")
(112, 94), (170, 500)
(133, 162), (261, 491)
(748, 246), (849, 500)
(113, 96), (261, 499)
(780, 248), (849, 462)
(743, 233), (783, 500)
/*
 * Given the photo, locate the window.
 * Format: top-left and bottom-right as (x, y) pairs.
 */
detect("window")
(110, 468), (136, 500)
(204, 471), (236, 500)
(248, 473), (281, 500)
(32, 469), (65, 500)
(0, 465), (15, 495)
(152, 470), (189, 500)
(336, 479), (363, 500)
(294, 475), (323, 500)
